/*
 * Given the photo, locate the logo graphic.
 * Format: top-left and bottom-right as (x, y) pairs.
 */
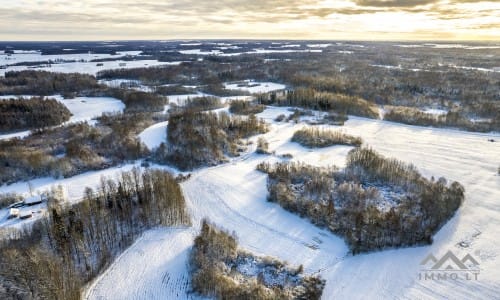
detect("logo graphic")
(419, 250), (480, 281)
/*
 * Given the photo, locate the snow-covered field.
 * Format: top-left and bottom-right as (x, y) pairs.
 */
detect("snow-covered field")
(83, 107), (500, 299)
(0, 50), (183, 76)
(0, 60), (181, 76)
(224, 81), (286, 93)
(1, 99), (498, 298)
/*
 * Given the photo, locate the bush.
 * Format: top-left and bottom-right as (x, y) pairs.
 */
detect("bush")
(275, 114), (286, 122)
(292, 127), (362, 148)
(256, 137), (270, 154)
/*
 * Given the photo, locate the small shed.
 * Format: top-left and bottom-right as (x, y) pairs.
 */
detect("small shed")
(25, 195), (43, 206)
(8, 208), (20, 219)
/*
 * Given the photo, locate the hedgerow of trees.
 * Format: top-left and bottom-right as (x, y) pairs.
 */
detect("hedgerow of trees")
(258, 88), (379, 119)
(291, 127), (362, 148)
(190, 220), (325, 300)
(384, 106), (499, 132)
(0, 97), (71, 132)
(257, 148), (464, 253)
(0, 168), (189, 300)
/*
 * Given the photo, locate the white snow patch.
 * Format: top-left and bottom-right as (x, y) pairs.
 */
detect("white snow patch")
(224, 81), (286, 93)
(138, 121), (168, 150)
(422, 108), (448, 115)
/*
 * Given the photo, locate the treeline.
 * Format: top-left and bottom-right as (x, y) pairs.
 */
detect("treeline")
(384, 106), (499, 132)
(229, 100), (265, 115)
(292, 127), (362, 148)
(190, 220), (325, 300)
(0, 97), (72, 132)
(257, 148), (464, 253)
(154, 110), (268, 170)
(258, 88), (378, 119)
(0, 112), (156, 185)
(0, 168), (189, 300)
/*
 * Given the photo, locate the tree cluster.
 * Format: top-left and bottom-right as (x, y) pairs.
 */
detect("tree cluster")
(154, 110), (268, 170)
(190, 220), (325, 300)
(0, 97), (71, 132)
(106, 89), (168, 113)
(257, 148), (464, 253)
(229, 100), (266, 115)
(0, 71), (100, 96)
(180, 96), (224, 112)
(384, 106), (499, 132)
(291, 127), (362, 148)
(259, 88), (378, 119)
(0, 113), (155, 185)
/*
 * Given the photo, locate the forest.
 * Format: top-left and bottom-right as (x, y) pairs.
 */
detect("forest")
(3, 46), (499, 131)
(257, 148), (465, 253)
(154, 110), (268, 170)
(0, 168), (189, 300)
(95, 46), (499, 132)
(190, 219), (325, 300)
(0, 97), (72, 132)
(0, 71), (100, 96)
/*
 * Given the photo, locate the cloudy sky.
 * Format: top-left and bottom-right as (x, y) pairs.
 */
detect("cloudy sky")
(0, 0), (498, 41)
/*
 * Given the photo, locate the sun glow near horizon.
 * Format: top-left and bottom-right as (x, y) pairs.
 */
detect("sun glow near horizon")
(0, 0), (498, 41)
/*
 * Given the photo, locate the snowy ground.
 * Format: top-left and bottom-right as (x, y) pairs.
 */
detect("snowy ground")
(0, 60), (181, 76)
(138, 121), (168, 149)
(0, 50), (182, 76)
(1, 102), (498, 298)
(85, 106), (500, 299)
(224, 81), (286, 93)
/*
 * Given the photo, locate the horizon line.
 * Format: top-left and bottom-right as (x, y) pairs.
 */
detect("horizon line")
(0, 38), (499, 43)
